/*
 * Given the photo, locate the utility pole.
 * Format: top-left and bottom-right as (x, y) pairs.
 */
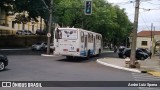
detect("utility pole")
(47, 0), (53, 55)
(130, 0), (140, 68)
(152, 26), (155, 55)
(150, 23), (153, 58)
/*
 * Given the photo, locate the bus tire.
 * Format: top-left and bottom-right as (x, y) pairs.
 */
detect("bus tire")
(97, 49), (101, 57)
(86, 50), (90, 60)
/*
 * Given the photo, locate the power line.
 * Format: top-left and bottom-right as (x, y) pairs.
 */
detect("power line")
(41, 0), (49, 11)
(111, 0), (135, 5)
(139, 14), (151, 30)
(140, 7), (160, 11)
(146, 2), (160, 5)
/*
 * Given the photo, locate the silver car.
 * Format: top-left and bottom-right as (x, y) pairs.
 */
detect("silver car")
(32, 42), (46, 51)
(44, 43), (55, 51)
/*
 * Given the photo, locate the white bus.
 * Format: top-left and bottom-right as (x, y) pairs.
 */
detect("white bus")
(54, 28), (102, 59)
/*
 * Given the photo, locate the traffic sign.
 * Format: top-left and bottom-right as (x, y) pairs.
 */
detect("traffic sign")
(47, 33), (51, 37)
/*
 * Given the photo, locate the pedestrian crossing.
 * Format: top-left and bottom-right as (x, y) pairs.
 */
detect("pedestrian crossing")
(131, 72), (160, 90)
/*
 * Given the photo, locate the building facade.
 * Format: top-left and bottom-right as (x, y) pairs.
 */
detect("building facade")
(136, 30), (160, 53)
(0, 7), (45, 34)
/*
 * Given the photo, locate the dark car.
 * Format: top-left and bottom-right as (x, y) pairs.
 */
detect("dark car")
(24, 30), (34, 35)
(138, 48), (152, 56)
(122, 48), (149, 60)
(16, 30), (23, 35)
(118, 46), (126, 58)
(16, 30), (34, 35)
(36, 29), (46, 35)
(0, 54), (8, 71)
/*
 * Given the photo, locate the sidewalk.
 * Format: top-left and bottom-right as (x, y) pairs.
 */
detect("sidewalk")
(97, 55), (160, 77)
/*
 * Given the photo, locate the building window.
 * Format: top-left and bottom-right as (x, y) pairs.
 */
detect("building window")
(141, 41), (147, 46)
(12, 21), (15, 28)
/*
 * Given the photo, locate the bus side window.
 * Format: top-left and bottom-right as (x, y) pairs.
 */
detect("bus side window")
(96, 35), (98, 42)
(88, 33), (90, 42)
(81, 32), (84, 42)
(97, 35), (100, 43)
(91, 34), (93, 43)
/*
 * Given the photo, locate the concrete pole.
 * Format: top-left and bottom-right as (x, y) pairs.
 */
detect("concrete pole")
(47, 0), (53, 55)
(130, 0), (140, 68)
(152, 26), (155, 55)
(150, 23), (153, 58)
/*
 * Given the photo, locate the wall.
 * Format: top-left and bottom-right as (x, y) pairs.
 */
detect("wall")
(136, 37), (151, 49)
(0, 35), (47, 48)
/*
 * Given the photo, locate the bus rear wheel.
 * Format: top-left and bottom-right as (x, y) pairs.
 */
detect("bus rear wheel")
(86, 50), (90, 60)
(97, 49), (101, 57)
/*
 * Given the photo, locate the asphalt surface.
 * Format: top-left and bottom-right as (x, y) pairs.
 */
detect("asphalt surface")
(0, 50), (143, 90)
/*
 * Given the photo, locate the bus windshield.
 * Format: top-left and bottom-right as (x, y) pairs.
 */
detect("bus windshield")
(55, 28), (78, 40)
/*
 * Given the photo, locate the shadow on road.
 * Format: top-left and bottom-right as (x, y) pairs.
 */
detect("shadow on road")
(56, 53), (109, 63)
(56, 52), (120, 63)
(0, 68), (11, 72)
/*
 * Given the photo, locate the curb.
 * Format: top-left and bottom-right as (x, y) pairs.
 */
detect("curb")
(41, 54), (62, 57)
(41, 54), (57, 57)
(96, 59), (141, 73)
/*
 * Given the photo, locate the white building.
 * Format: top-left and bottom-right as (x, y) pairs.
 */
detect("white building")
(136, 30), (160, 53)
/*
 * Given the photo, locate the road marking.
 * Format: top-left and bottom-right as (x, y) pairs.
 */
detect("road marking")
(41, 54), (62, 57)
(139, 87), (160, 90)
(131, 72), (160, 90)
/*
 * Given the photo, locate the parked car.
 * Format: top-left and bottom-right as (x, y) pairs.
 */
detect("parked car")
(16, 30), (34, 35)
(24, 30), (34, 35)
(31, 42), (47, 51)
(36, 29), (46, 35)
(44, 43), (55, 51)
(118, 46), (126, 58)
(0, 54), (8, 71)
(16, 30), (23, 35)
(122, 48), (149, 60)
(138, 48), (152, 56)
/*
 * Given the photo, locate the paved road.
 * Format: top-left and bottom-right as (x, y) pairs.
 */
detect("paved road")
(0, 50), (155, 90)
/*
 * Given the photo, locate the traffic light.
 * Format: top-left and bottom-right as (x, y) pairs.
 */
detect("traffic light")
(84, 0), (92, 15)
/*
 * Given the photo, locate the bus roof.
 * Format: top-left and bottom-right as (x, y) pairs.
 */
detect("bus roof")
(57, 28), (102, 36)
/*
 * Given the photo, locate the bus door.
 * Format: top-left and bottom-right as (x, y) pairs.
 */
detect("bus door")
(84, 35), (88, 54)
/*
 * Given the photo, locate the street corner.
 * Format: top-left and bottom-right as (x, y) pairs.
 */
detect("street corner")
(147, 70), (160, 77)
(96, 58), (141, 73)
(41, 54), (62, 57)
(97, 58), (107, 60)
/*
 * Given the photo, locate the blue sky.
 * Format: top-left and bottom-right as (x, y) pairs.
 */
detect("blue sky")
(106, 0), (160, 32)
